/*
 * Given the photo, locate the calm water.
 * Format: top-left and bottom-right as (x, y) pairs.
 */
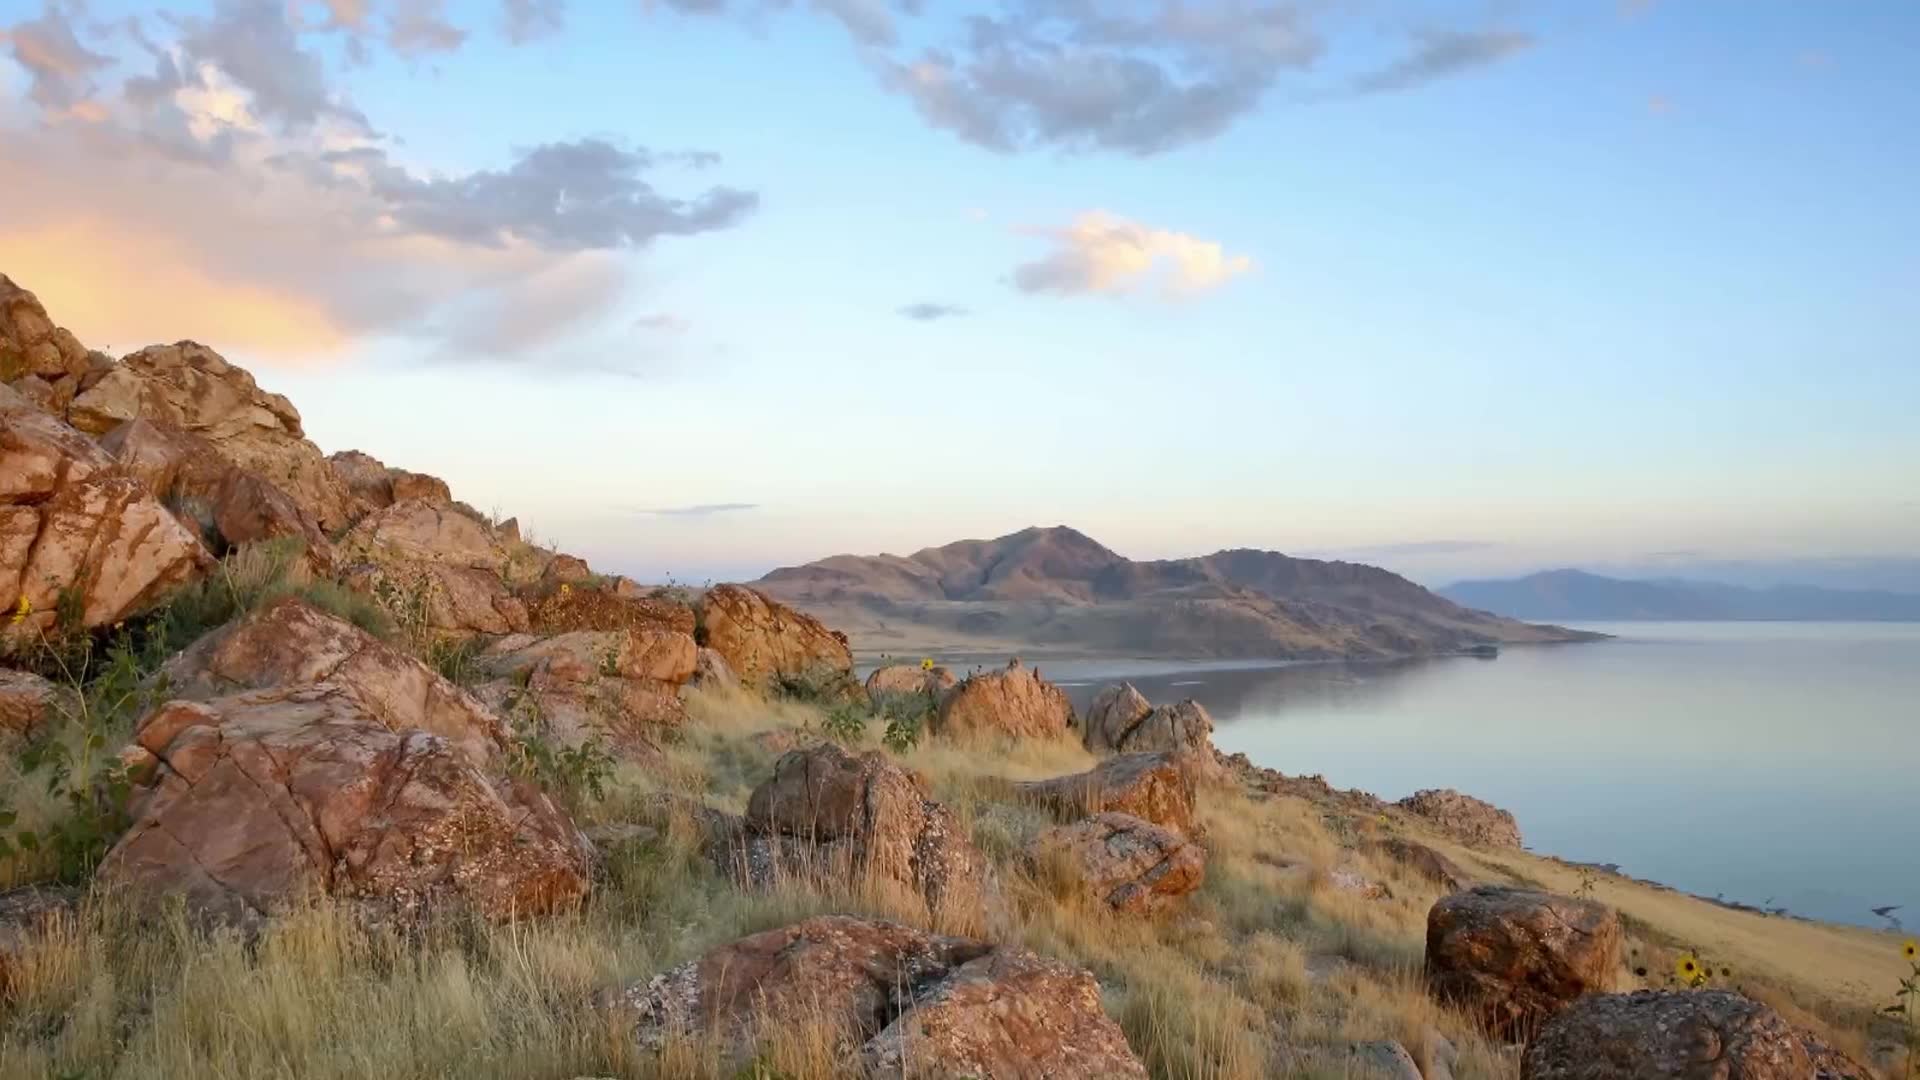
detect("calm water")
(1031, 623), (1920, 928)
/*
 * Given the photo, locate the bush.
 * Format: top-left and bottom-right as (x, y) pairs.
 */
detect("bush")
(819, 704), (868, 745)
(880, 693), (935, 753)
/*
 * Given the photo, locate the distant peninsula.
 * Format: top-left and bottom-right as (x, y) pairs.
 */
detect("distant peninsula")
(1440, 569), (1920, 622)
(755, 526), (1597, 660)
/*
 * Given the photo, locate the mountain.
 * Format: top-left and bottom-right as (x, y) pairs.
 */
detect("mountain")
(755, 526), (1596, 659)
(1440, 569), (1920, 621)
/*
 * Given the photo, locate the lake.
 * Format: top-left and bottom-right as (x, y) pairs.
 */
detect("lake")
(1025, 622), (1920, 928)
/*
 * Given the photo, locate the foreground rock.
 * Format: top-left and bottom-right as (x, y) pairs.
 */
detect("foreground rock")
(1398, 788), (1522, 849)
(1012, 751), (1197, 834)
(696, 584), (857, 698)
(102, 684), (591, 925)
(605, 915), (1145, 1078)
(0, 885), (81, 1001)
(3, 385), (210, 642)
(934, 659), (1074, 740)
(1427, 886), (1621, 1036)
(1522, 990), (1869, 1080)
(739, 742), (999, 926)
(865, 661), (957, 699)
(1029, 811), (1205, 915)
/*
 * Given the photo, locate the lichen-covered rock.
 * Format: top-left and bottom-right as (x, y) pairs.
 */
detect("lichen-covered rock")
(1398, 788), (1522, 849)
(1013, 752), (1197, 835)
(865, 662), (957, 699)
(0, 885), (81, 1001)
(696, 584), (856, 696)
(473, 628), (698, 750)
(1426, 886), (1621, 1037)
(739, 742), (1000, 927)
(604, 915), (1145, 1078)
(337, 500), (531, 636)
(159, 598), (508, 766)
(101, 684), (591, 925)
(2, 389), (210, 644)
(1522, 990), (1869, 1080)
(935, 659), (1074, 740)
(861, 947), (1150, 1079)
(1029, 811), (1205, 915)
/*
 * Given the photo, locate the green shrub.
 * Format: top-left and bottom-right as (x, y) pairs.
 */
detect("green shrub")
(819, 704), (868, 745)
(879, 693), (935, 753)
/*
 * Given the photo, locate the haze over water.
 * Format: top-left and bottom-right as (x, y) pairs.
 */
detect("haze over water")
(1048, 622), (1920, 928)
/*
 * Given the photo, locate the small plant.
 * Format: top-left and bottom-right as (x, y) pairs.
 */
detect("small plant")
(880, 694), (934, 753)
(501, 691), (614, 814)
(819, 704), (868, 745)
(1886, 938), (1918, 1077)
(1575, 865), (1597, 899)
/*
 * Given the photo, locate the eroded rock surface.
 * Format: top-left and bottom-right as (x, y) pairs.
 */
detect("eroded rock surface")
(474, 627), (698, 751)
(1029, 811), (1205, 915)
(696, 584), (857, 697)
(1398, 788), (1522, 849)
(1013, 751), (1197, 835)
(1426, 886), (1620, 1037)
(1522, 990), (1869, 1080)
(1082, 682), (1218, 765)
(935, 659), (1074, 740)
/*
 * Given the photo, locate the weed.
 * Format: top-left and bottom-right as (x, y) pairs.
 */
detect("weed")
(819, 704), (867, 745)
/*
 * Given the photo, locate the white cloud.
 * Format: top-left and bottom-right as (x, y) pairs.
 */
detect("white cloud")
(1012, 211), (1253, 298)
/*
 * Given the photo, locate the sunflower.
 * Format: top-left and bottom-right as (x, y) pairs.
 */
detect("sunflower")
(8, 594), (28, 626)
(1904, 940), (1917, 962)
(921, 657), (935, 671)
(1674, 954), (1704, 985)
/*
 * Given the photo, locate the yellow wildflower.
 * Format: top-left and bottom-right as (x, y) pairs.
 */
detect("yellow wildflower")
(1905, 940), (1917, 962)
(920, 657), (935, 671)
(559, 583), (572, 597)
(1674, 954), (1704, 985)
(8, 594), (29, 626)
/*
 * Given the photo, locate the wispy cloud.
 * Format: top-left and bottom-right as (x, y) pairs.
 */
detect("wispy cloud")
(631, 502), (760, 517)
(898, 302), (968, 321)
(1349, 30), (1534, 96)
(1013, 211), (1253, 298)
(633, 313), (691, 334)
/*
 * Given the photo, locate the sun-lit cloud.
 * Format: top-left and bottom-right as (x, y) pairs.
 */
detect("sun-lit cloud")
(1012, 211), (1253, 298)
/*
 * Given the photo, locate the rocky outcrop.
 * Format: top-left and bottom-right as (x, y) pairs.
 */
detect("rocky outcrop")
(1398, 789), (1523, 849)
(0, 275), (95, 416)
(1012, 752), (1197, 835)
(1521, 990), (1869, 1080)
(328, 450), (452, 522)
(474, 627), (698, 750)
(860, 946), (1151, 1079)
(696, 584), (856, 698)
(737, 742), (1000, 926)
(337, 499), (531, 636)
(934, 659), (1074, 740)
(1426, 886), (1621, 1037)
(0, 885), (81, 1001)
(1369, 837), (1474, 892)
(1082, 682), (1219, 764)
(524, 580), (696, 636)
(159, 598), (508, 766)
(102, 684), (591, 925)
(605, 915), (1144, 1078)
(865, 662), (957, 699)
(2, 386), (210, 643)
(691, 646), (737, 690)
(1029, 811), (1205, 915)
(0, 668), (61, 746)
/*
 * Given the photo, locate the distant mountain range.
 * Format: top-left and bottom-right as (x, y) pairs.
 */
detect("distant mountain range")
(753, 526), (1597, 660)
(1440, 569), (1920, 622)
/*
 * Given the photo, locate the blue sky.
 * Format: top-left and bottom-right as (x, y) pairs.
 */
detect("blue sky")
(2, 0), (1915, 586)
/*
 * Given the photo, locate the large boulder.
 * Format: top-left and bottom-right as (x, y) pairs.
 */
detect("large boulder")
(337, 499), (530, 636)
(102, 683), (591, 925)
(0, 885), (81, 1001)
(1028, 811), (1206, 916)
(0, 274), (93, 415)
(739, 742), (1000, 926)
(605, 915), (1144, 1078)
(1522, 990), (1869, 1080)
(1426, 886), (1621, 1037)
(1082, 682), (1152, 751)
(934, 659), (1074, 740)
(159, 598), (508, 766)
(0, 668), (61, 747)
(695, 584), (856, 696)
(1083, 682), (1219, 761)
(865, 662), (957, 699)
(2, 387), (210, 643)
(66, 342), (353, 531)
(1398, 788), (1523, 849)
(328, 450), (452, 523)
(473, 627), (698, 750)
(1012, 751), (1197, 835)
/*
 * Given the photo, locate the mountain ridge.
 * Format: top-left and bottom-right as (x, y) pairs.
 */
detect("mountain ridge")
(756, 526), (1597, 660)
(1440, 568), (1920, 622)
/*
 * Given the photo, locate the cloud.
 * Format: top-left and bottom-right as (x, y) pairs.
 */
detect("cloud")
(0, 0), (757, 364)
(631, 502), (760, 517)
(633, 312), (691, 333)
(1012, 211), (1252, 298)
(502, 0), (565, 43)
(386, 0), (467, 56)
(898, 301), (968, 321)
(0, 3), (113, 114)
(1349, 29), (1534, 96)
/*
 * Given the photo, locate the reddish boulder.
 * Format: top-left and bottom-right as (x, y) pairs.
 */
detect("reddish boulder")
(696, 584), (856, 697)
(1028, 811), (1206, 915)
(1426, 886), (1621, 1037)
(1522, 990), (1869, 1080)
(935, 659), (1074, 740)
(1013, 751), (1197, 835)
(865, 662), (958, 699)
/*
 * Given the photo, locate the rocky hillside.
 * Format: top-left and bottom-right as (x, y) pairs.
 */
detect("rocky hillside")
(759, 526), (1597, 659)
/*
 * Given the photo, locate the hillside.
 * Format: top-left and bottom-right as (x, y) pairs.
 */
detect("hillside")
(757, 526), (1597, 659)
(1442, 569), (1920, 622)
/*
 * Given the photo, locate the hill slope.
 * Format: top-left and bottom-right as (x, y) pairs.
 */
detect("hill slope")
(1441, 569), (1920, 621)
(756, 526), (1595, 659)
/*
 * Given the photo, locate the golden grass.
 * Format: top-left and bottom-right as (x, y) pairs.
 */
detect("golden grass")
(2, 685), (1906, 1079)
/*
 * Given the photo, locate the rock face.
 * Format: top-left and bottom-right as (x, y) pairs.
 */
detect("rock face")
(102, 684), (592, 925)
(328, 450), (452, 522)
(1522, 990), (1870, 1080)
(739, 742), (1000, 926)
(865, 662), (958, 699)
(0, 668), (61, 746)
(338, 499), (531, 636)
(1029, 811), (1206, 915)
(0, 274), (94, 415)
(0, 885), (81, 1001)
(696, 584), (856, 696)
(159, 598), (508, 766)
(474, 627), (699, 749)
(934, 659), (1074, 740)
(1398, 788), (1523, 849)
(1426, 886), (1621, 1037)
(2, 387), (210, 642)
(1013, 752), (1197, 835)
(1082, 682), (1217, 763)
(606, 915), (1144, 1078)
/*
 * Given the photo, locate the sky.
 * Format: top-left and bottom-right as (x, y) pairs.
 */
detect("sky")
(1, 0), (1916, 589)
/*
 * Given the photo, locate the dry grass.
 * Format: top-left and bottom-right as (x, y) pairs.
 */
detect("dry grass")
(1, 685), (1903, 1079)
